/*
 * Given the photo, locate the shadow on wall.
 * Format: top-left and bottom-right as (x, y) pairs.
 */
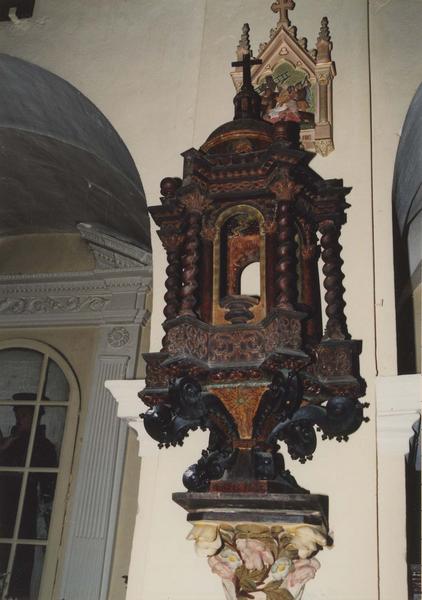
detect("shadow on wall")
(392, 83), (422, 375)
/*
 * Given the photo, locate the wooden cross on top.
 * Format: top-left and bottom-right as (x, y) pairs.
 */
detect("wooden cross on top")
(271, 0), (295, 27)
(231, 52), (262, 90)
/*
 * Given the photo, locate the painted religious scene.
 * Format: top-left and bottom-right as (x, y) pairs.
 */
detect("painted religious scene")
(256, 63), (315, 129)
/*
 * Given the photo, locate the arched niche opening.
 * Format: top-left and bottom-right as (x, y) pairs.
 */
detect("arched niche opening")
(213, 206), (266, 325)
(239, 261), (261, 297)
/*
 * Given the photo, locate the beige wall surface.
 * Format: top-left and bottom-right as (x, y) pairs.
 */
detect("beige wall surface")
(0, 1), (421, 599)
(0, 233), (95, 273)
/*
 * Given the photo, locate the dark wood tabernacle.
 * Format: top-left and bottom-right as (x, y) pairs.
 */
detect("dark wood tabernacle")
(140, 40), (367, 495)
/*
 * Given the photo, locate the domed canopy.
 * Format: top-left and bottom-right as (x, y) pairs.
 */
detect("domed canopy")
(201, 118), (274, 154)
(0, 54), (150, 249)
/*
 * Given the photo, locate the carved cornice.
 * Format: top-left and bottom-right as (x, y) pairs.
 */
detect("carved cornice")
(77, 222), (152, 270)
(0, 226), (152, 327)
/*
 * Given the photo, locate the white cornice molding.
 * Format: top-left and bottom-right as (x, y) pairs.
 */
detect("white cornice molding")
(377, 374), (421, 443)
(105, 379), (159, 457)
(0, 225), (152, 327)
(77, 222), (152, 270)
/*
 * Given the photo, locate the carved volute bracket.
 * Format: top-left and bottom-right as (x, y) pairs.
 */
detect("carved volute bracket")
(187, 521), (328, 600)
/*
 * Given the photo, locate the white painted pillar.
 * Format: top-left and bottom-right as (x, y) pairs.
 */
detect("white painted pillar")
(59, 325), (142, 600)
(376, 374), (421, 600)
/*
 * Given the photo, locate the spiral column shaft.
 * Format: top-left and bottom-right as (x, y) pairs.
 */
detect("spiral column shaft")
(276, 202), (298, 309)
(180, 210), (201, 317)
(162, 246), (182, 348)
(319, 220), (349, 339)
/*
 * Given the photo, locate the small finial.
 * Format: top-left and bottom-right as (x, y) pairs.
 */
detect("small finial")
(236, 23), (252, 60)
(318, 17), (331, 43)
(271, 0), (295, 28)
(316, 16), (332, 63)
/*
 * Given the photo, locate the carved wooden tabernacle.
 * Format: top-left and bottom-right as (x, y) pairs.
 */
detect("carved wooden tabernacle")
(140, 29), (367, 495)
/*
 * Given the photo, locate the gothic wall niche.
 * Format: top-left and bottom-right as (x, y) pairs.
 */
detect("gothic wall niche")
(231, 2), (336, 156)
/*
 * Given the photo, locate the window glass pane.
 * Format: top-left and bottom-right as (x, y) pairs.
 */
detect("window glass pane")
(0, 349), (43, 401)
(0, 473), (22, 538)
(19, 473), (57, 541)
(30, 407), (65, 468)
(0, 544), (11, 596)
(43, 359), (69, 403)
(7, 544), (44, 600)
(0, 405), (35, 467)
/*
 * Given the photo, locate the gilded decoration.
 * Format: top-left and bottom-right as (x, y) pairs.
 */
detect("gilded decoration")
(231, 3), (336, 155)
(208, 385), (267, 439)
(188, 521), (328, 600)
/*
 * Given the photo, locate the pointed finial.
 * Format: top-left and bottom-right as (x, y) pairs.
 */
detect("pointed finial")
(271, 0), (295, 28)
(316, 16), (332, 63)
(236, 23), (252, 60)
(318, 17), (331, 43)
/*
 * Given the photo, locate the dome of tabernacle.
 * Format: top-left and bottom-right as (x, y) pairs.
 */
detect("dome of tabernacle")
(201, 118), (274, 154)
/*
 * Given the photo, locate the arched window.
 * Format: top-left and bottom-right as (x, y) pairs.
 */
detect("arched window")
(0, 340), (79, 600)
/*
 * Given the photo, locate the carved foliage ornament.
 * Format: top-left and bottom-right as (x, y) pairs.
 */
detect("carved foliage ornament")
(188, 521), (328, 600)
(0, 295), (110, 314)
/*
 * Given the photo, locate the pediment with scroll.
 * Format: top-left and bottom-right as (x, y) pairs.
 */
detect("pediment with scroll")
(231, 1), (336, 156)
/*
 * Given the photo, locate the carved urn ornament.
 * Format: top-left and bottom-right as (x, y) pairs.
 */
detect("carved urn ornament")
(141, 14), (367, 599)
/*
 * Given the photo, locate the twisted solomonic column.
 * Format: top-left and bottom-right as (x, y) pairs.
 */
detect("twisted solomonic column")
(276, 201), (298, 310)
(179, 191), (209, 317)
(159, 232), (183, 348)
(319, 219), (349, 340)
(270, 174), (299, 310)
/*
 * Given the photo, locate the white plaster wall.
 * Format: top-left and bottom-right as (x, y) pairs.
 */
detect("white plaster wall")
(0, 1), (421, 599)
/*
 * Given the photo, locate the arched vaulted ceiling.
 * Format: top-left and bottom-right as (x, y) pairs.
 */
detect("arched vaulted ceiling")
(393, 83), (422, 235)
(0, 54), (150, 250)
